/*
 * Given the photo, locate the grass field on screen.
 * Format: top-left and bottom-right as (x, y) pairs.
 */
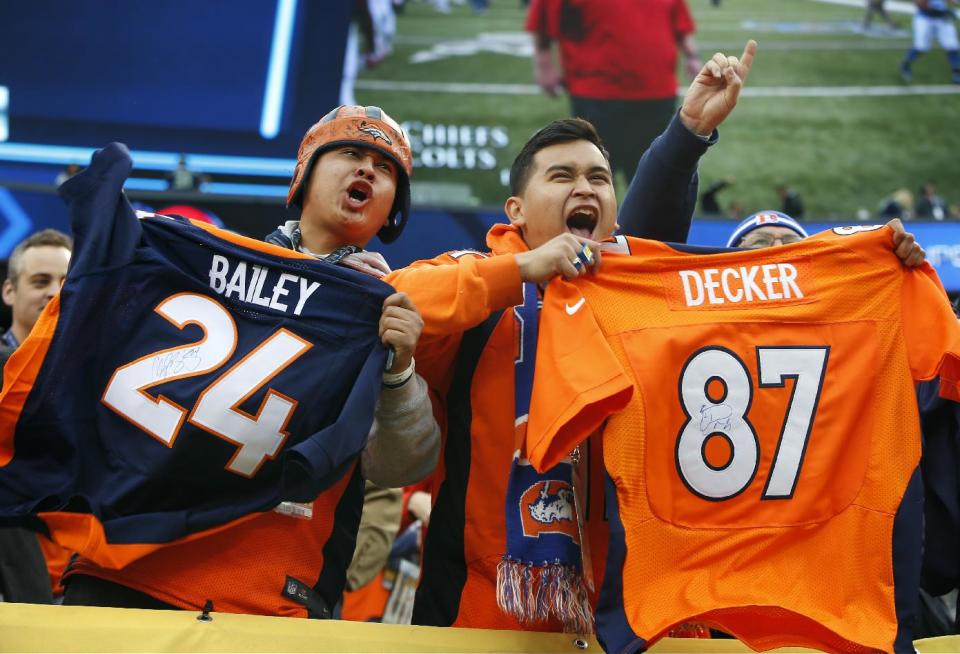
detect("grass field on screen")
(355, 0), (960, 220)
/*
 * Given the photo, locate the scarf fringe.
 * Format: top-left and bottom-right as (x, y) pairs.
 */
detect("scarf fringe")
(496, 557), (594, 635)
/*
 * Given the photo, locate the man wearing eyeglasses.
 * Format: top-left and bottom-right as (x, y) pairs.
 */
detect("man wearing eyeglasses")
(727, 211), (924, 267)
(727, 211), (926, 268)
(725, 211), (808, 249)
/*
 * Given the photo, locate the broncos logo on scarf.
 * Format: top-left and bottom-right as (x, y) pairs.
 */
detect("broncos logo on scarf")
(520, 480), (580, 543)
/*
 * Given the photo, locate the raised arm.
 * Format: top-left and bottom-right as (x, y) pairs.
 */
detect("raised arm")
(618, 40), (757, 244)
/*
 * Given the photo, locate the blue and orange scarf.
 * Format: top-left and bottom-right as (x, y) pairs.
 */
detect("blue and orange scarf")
(496, 282), (593, 634)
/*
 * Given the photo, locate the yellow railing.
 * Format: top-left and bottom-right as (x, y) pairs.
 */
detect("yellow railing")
(1, 603), (958, 653)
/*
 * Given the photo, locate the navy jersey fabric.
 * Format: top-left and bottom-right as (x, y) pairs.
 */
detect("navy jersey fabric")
(0, 143), (391, 549)
(918, 379), (960, 595)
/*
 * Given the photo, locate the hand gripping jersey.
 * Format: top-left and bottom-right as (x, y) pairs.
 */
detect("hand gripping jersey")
(0, 143), (392, 569)
(522, 226), (960, 653)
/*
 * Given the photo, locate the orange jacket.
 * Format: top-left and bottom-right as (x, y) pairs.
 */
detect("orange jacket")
(386, 225), (610, 630)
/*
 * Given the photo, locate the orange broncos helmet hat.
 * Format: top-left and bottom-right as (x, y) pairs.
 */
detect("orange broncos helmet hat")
(287, 105), (413, 244)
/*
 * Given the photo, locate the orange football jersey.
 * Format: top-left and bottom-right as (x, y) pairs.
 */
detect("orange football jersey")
(524, 226), (960, 653)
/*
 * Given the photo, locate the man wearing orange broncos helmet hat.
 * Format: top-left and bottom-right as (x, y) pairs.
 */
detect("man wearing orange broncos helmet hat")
(63, 106), (439, 620)
(269, 105), (413, 254)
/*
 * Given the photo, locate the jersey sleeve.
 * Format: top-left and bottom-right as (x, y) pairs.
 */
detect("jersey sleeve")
(385, 252), (523, 339)
(524, 279), (633, 472)
(900, 262), (960, 399)
(57, 143), (143, 278)
(387, 251), (521, 400)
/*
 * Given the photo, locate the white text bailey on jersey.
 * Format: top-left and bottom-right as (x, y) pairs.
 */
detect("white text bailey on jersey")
(207, 255), (321, 315)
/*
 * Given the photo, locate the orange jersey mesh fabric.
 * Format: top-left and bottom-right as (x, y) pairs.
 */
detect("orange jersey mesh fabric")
(66, 465), (361, 617)
(523, 226), (960, 653)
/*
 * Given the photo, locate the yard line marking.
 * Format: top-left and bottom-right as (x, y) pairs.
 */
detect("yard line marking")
(397, 36), (910, 49)
(744, 85), (960, 97)
(806, 0), (915, 13)
(356, 79), (960, 97)
(690, 41), (910, 50)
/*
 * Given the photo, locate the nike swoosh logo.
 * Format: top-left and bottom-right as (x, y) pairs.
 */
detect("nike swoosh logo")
(565, 298), (586, 315)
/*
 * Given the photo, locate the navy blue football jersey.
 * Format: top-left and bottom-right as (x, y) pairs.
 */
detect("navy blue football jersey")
(0, 143), (392, 567)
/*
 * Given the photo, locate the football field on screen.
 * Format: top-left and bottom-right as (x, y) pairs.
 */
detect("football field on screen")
(355, 0), (960, 221)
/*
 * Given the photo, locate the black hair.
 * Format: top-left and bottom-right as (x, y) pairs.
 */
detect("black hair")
(508, 118), (610, 196)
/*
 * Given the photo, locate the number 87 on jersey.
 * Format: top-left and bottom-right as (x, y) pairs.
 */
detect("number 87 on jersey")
(623, 320), (880, 528)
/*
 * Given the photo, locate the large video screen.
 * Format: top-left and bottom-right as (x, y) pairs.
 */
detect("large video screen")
(0, 0), (351, 158)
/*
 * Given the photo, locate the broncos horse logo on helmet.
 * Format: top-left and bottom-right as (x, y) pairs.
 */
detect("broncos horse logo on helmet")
(287, 106), (413, 244)
(357, 124), (393, 145)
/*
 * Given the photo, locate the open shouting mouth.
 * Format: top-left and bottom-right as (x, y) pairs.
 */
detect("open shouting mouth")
(565, 205), (599, 239)
(346, 180), (373, 209)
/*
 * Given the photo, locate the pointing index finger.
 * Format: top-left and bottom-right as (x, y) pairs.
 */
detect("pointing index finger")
(738, 40), (758, 84)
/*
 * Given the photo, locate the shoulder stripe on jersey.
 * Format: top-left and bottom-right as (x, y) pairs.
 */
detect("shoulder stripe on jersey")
(413, 310), (504, 626)
(446, 249), (489, 261)
(600, 235), (631, 255)
(186, 219), (318, 262)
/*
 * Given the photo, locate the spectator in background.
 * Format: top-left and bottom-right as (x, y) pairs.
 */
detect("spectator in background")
(364, 0), (397, 67)
(427, 0), (465, 15)
(881, 187), (916, 221)
(404, 483), (431, 528)
(166, 154), (199, 192)
(725, 210), (808, 249)
(0, 229), (74, 602)
(700, 176), (735, 216)
(341, 2), (364, 105)
(338, 483), (403, 622)
(527, 0), (702, 182)
(340, 480), (427, 623)
(2, 229), (72, 349)
(864, 0), (899, 30)
(900, 0), (960, 84)
(776, 182), (805, 219)
(916, 181), (948, 220)
(343, 0), (397, 105)
(727, 210), (924, 267)
(344, 484), (403, 596)
(54, 164), (80, 188)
